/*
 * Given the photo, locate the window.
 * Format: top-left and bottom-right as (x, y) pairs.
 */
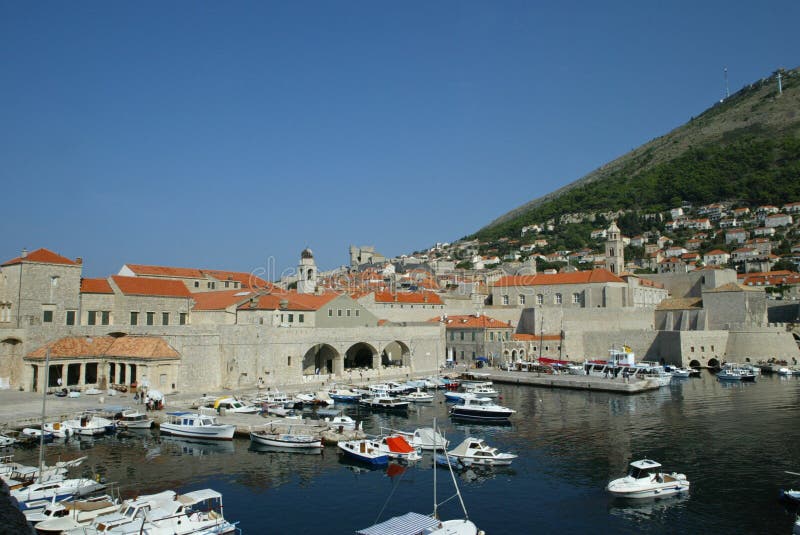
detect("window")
(328, 309), (333, 317)
(146, 312), (155, 326)
(572, 293), (581, 304)
(346, 309), (351, 317)
(179, 313), (187, 325)
(337, 309), (342, 317)
(224, 281), (230, 288)
(101, 311), (110, 325)
(471, 332), (475, 341)
(502, 295), (509, 305)
(194, 281), (200, 288)
(460, 351), (464, 358)
(700, 346), (705, 352)
(554, 293), (562, 305)
(88, 311), (97, 325)
(130, 312), (139, 325)
(288, 356), (292, 366)
(66, 310), (76, 326)
(299, 314), (304, 323)
(690, 346), (695, 352)
(460, 332), (464, 341)
(43, 310), (53, 323)
(207, 282), (212, 288)
(518, 295), (526, 305)
(536, 294), (543, 305)
(355, 310), (360, 317)
(490, 332), (495, 341)
(450, 332), (454, 341)
(288, 313), (294, 322)
(162, 312), (169, 325)
(711, 345), (715, 351)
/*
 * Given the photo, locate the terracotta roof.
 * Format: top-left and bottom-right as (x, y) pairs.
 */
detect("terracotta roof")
(26, 336), (179, 360)
(80, 278), (114, 294)
(2, 248), (78, 267)
(238, 290), (340, 311)
(200, 269), (273, 290)
(705, 249), (729, 255)
(492, 268), (624, 287)
(123, 264), (272, 290)
(374, 291), (443, 305)
(436, 314), (512, 329)
(111, 276), (191, 298)
(191, 289), (254, 311)
(655, 297), (703, 310)
(123, 264), (204, 278)
(740, 271), (800, 286)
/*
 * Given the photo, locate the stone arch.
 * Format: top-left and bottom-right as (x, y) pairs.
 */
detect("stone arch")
(382, 340), (410, 367)
(689, 359), (701, 368)
(511, 350), (517, 359)
(503, 350), (510, 357)
(108, 331), (127, 338)
(345, 342), (378, 370)
(707, 358), (720, 369)
(519, 349), (525, 358)
(303, 344), (339, 376)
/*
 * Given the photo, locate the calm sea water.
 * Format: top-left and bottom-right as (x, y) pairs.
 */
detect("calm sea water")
(4, 372), (800, 534)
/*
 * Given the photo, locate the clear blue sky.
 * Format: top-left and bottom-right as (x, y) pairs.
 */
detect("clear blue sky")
(2, 1), (798, 278)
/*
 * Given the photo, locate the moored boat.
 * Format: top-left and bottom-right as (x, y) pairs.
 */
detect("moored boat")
(445, 437), (517, 466)
(250, 428), (322, 449)
(606, 459), (690, 499)
(337, 438), (389, 465)
(359, 395), (410, 412)
(160, 411), (236, 441)
(449, 396), (515, 421)
(115, 409), (153, 429)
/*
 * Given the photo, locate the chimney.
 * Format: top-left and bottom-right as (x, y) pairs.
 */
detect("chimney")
(21, 248), (27, 258)
(75, 257), (83, 265)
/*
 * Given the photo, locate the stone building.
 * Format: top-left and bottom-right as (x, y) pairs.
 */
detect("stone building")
(435, 314), (513, 365)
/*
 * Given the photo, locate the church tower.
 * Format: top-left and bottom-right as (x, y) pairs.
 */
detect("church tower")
(297, 248), (317, 294)
(605, 221), (624, 275)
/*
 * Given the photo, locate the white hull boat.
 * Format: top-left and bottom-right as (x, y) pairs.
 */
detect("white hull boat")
(12, 477), (106, 510)
(606, 459), (690, 499)
(401, 389), (435, 403)
(250, 429), (322, 449)
(446, 437), (517, 466)
(30, 494), (118, 532)
(449, 396), (515, 421)
(389, 427), (449, 451)
(160, 411), (236, 441)
(116, 409), (153, 429)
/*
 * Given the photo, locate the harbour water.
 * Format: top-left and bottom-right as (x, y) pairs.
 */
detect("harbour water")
(4, 371), (800, 534)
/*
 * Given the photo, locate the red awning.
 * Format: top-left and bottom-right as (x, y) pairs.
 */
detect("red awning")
(385, 436), (414, 453)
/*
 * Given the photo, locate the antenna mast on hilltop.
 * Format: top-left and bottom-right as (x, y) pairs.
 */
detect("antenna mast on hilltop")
(777, 71), (783, 95)
(724, 67), (730, 100)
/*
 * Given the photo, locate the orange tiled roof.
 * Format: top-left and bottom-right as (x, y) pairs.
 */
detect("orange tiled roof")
(512, 333), (562, 341)
(2, 248), (78, 267)
(124, 264), (203, 278)
(492, 268), (624, 287)
(200, 269), (273, 290)
(26, 336), (179, 360)
(111, 276), (192, 298)
(191, 289), (254, 311)
(436, 314), (512, 329)
(374, 291), (443, 305)
(123, 264), (272, 290)
(80, 278), (113, 294)
(239, 290), (340, 311)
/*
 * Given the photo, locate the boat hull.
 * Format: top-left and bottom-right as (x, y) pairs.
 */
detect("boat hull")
(160, 424), (235, 441)
(607, 481), (690, 499)
(250, 432), (322, 449)
(450, 408), (513, 421)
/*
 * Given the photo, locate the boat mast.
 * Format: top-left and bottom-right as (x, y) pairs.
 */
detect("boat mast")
(38, 348), (50, 480)
(432, 417), (437, 520)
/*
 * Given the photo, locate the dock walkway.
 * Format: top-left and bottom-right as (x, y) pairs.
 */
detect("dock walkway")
(466, 370), (661, 394)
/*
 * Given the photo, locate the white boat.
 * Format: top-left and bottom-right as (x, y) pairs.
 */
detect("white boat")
(632, 364), (673, 387)
(376, 434), (421, 462)
(444, 391), (473, 403)
(449, 396), (516, 421)
(670, 368), (692, 378)
(30, 494), (118, 532)
(716, 366), (756, 382)
(357, 419), (480, 535)
(160, 411), (236, 441)
(21, 427), (54, 442)
(400, 388), (435, 403)
(84, 387), (103, 395)
(326, 385), (362, 402)
(318, 409), (359, 431)
(44, 421), (74, 438)
(254, 390), (292, 406)
(11, 477), (106, 510)
(213, 396), (260, 414)
(0, 435), (17, 447)
(463, 384), (499, 398)
(359, 395), (410, 412)
(62, 413), (115, 436)
(115, 409), (154, 429)
(606, 459), (690, 499)
(389, 427), (449, 451)
(250, 428), (322, 449)
(445, 437), (517, 466)
(60, 490), (177, 534)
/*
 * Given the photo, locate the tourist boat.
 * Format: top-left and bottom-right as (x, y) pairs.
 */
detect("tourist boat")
(449, 396), (516, 421)
(359, 395), (410, 412)
(11, 477), (106, 510)
(444, 437), (517, 466)
(337, 438), (390, 465)
(213, 396), (260, 414)
(250, 428), (322, 449)
(62, 412), (115, 436)
(606, 459), (690, 499)
(115, 409), (153, 429)
(160, 411), (236, 441)
(400, 388), (435, 403)
(30, 494), (119, 532)
(388, 427), (449, 451)
(375, 434), (422, 462)
(357, 420), (480, 535)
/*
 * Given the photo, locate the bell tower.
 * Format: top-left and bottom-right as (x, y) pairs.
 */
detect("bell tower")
(605, 221), (624, 275)
(297, 248), (317, 294)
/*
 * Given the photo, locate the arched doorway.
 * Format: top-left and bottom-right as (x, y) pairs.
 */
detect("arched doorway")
(345, 342), (378, 370)
(707, 358), (720, 369)
(303, 344), (338, 375)
(689, 359), (701, 368)
(382, 341), (410, 367)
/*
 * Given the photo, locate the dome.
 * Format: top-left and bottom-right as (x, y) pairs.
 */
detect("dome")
(301, 248), (314, 259)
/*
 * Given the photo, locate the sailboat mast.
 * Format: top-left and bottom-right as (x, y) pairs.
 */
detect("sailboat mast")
(432, 417), (437, 520)
(38, 348), (50, 479)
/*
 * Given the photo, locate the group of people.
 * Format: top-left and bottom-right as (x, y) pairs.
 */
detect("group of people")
(133, 388), (163, 410)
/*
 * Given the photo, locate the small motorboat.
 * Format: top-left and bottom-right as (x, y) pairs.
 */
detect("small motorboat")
(337, 438), (389, 465)
(115, 409), (154, 429)
(43, 421), (73, 438)
(326, 386), (361, 402)
(781, 488), (800, 503)
(62, 412), (115, 436)
(0, 434), (17, 447)
(401, 389), (434, 403)
(606, 459), (690, 499)
(213, 396), (260, 414)
(29, 493), (118, 531)
(160, 411), (236, 441)
(463, 384), (499, 398)
(21, 427), (55, 443)
(250, 429), (322, 449)
(376, 435), (421, 462)
(318, 409), (359, 431)
(449, 396), (516, 421)
(388, 427), (449, 451)
(445, 437), (517, 466)
(670, 368), (692, 378)
(11, 477), (106, 510)
(359, 395), (410, 412)
(443, 391), (472, 403)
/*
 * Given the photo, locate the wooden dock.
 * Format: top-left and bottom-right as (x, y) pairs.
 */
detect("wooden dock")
(464, 370), (661, 394)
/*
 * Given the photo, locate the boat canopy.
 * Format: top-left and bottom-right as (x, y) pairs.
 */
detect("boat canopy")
(177, 489), (223, 505)
(356, 511), (440, 535)
(385, 436), (414, 454)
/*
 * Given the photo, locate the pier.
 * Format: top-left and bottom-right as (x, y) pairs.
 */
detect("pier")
(463, 370), (662, 394)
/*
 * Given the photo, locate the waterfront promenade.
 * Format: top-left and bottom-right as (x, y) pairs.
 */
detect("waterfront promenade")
(468, 369), (661, 394)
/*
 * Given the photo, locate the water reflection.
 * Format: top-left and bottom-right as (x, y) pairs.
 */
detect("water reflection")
(249, 442), (322, 455)
(160, 435), (236, 456)
(608, 494), (690, 522)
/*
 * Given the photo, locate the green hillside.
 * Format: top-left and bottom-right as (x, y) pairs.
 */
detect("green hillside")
(473, 67), (800, 242)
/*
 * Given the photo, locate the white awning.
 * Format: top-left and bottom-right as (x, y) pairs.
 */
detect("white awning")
(356, 512), (439, 535)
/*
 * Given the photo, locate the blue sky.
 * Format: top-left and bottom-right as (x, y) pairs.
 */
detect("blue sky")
(2, 1), (798, 278)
